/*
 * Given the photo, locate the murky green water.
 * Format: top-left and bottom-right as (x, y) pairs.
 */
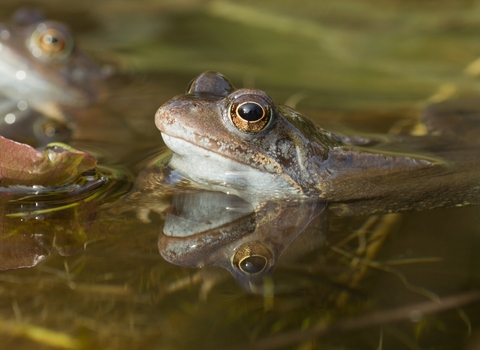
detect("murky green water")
(1, 1), (480, 349)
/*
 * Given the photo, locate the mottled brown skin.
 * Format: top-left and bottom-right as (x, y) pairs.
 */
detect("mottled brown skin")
(326, 101), (480, 215)
(155, 71), (480, 217)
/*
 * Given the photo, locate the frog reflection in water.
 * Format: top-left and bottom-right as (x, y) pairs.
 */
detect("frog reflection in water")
(128, 71), (480, 291)
(0, 8), (107, 145)
(158, 189), (325, 293)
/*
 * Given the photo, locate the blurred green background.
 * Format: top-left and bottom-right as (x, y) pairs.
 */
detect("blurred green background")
(3, 0), (480, 111)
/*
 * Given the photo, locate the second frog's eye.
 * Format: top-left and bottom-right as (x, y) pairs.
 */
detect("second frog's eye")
(29, 23), (74, 60)
(229, 95), (272, 133)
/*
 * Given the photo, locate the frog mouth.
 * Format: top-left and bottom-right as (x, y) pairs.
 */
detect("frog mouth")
(0, 41), (105, 113)
(162, 190), (255, 238)
(160, 132), (217, 157)
(0, 66), (92, 123)
(160, 132), (253, 182)
(160, 132), (246, 167)
(158, 184), (256, 267)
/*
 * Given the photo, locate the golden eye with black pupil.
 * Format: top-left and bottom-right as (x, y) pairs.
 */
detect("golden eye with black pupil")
(38, 29), (66, 53)
(232, 243), (272, 275)
(229, 96), (271, 133)
(29, 24), (74, 60)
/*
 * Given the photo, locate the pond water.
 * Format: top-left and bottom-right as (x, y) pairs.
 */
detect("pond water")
(1, 1), (480, 349)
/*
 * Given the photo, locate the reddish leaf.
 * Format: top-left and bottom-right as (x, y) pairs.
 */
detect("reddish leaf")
(0, 136), (97, 187)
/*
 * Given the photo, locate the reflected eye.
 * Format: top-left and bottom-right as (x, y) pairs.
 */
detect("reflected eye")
(29, 23), (74, 60)
(230, 96), (272, 133)
(34, 119), (71, 144)
(239, 256), (267, 274)
(232, 243), (272, 275)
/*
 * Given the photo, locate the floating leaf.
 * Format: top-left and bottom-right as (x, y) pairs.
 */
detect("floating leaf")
(0, 136), (97, 187)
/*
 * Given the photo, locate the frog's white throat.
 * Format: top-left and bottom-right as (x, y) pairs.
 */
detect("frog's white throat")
(160, 133), (304, 203)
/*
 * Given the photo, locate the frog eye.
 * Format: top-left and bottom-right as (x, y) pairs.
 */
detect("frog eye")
(232, 243), (272, 275)
(38, 29), (68, 53)
(230, 96), (272, 133)
(29, 23), (74, 60)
